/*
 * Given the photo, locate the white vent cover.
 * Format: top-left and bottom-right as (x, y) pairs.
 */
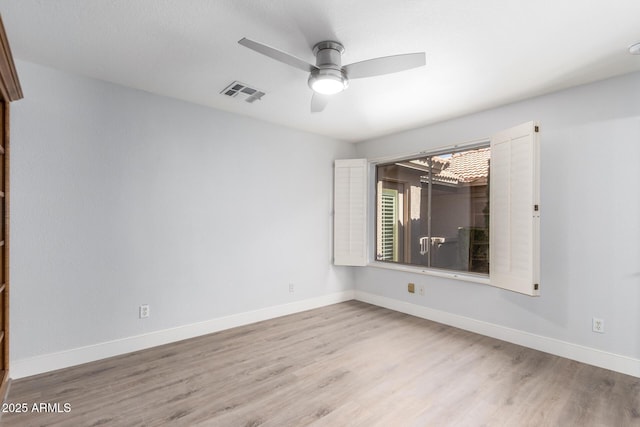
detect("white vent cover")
(221, 81), (265, 103)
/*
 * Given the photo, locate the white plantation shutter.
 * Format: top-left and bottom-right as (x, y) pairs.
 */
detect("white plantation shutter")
(334, 159), (368, 266)
(490, 121), (541, 296)
(379, 189), (398, 261)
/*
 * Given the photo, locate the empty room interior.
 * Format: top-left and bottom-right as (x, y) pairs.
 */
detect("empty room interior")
(0, 1), (638, 426)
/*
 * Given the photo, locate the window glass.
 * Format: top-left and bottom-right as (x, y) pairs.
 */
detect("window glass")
(375, 146), (490, 274)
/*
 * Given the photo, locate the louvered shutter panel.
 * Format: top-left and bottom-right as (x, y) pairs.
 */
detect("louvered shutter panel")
(490, 121), (541, 295)
(379, 189), (398, 261)
(334, 159), (368, 266)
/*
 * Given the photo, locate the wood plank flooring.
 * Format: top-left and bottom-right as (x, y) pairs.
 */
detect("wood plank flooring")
(1, 301), (639, 426)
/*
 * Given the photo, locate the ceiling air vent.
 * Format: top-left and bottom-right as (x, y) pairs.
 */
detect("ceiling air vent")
(221, 81), (265, 103)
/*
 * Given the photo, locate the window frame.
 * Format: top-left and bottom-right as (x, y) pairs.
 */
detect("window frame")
(368, 139), (492, 284)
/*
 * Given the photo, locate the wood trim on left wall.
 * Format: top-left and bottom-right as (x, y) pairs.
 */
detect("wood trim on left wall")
(0, 16), (22, 102)
(0, 13), (23, 404)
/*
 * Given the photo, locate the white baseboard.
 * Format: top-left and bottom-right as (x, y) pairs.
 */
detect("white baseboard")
(11, 290), (355, 379)
(12, 289), (639, 380)
(355, 290), (640, 378)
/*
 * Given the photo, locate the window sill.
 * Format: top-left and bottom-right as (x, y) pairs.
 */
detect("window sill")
(367, 261), (491, 285)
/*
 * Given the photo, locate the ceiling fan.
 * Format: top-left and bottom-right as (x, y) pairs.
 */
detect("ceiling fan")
(238, 37), (426, 112)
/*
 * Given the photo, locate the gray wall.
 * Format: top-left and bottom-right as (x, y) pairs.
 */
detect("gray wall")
(10, 60), (356, 361)
(355, 72), (640, 360)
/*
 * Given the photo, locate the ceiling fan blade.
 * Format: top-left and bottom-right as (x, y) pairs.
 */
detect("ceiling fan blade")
(311, 93), (331, 113)
(238, 38), (317, 73)
(344, 52), (425, 79)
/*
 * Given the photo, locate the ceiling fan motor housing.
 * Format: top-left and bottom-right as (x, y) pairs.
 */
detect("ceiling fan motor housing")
(313, 41), (344, 68)
(308, 41), (349, 93)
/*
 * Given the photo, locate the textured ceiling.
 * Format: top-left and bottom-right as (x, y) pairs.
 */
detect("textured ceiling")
(1, 0), (639, 142)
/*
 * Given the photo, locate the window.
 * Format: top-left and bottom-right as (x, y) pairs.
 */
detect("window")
(333, 121), (540, 296)
(375, 145), (490, 274)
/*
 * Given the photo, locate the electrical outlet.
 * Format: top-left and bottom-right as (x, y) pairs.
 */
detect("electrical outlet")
(289, 283), (295, 293)
(139, 304), (150, 319)
(592, 317), (604, 333)
(408, 283), (415, 293)
(418, 285), (425, 296)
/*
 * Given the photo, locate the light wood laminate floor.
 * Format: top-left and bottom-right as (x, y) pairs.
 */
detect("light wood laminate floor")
(1, 301), (639, 426)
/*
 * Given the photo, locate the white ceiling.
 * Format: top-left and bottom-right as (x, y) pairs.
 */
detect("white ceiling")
(1, 0), (639, 142)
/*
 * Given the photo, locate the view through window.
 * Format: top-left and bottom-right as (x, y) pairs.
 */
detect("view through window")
(376, 146), (490, 274)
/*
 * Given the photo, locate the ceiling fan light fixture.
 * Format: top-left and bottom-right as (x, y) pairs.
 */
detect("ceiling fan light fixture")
(308, 69), (349, 95)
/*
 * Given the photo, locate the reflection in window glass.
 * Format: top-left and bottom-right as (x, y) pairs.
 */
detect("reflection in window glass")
(375, 146), (490, 274)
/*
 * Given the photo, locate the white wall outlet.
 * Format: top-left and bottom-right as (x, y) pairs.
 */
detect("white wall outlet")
(418, 285), (425, 296)
(139, 304), (150, 319)
(289, 283), (294, 293)
(592, 317), (604, 333)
